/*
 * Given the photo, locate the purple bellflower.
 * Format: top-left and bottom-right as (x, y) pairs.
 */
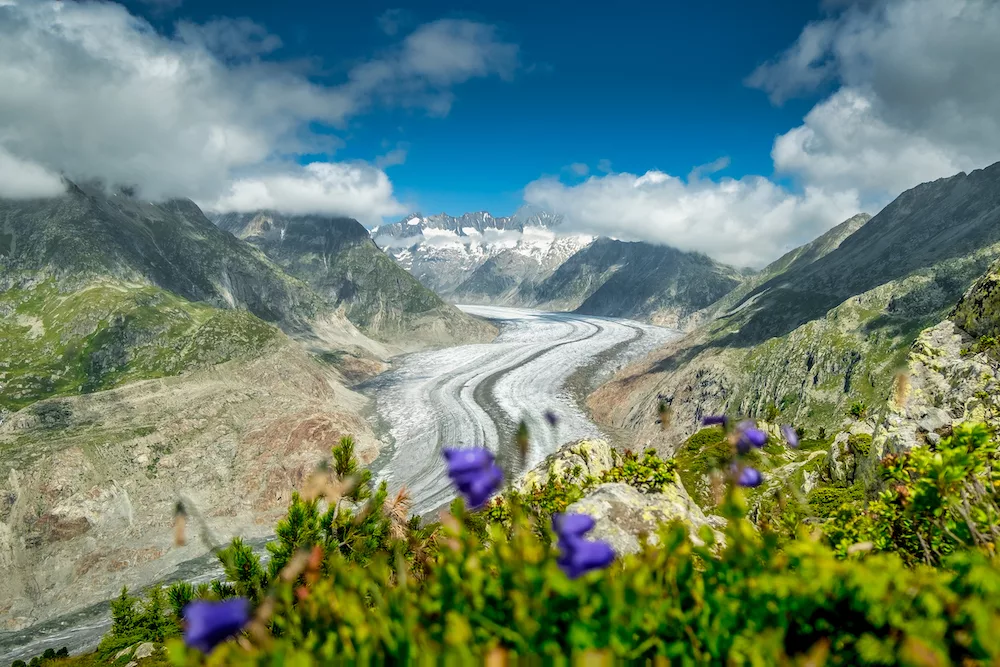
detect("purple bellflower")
(735, 420), (768, 454)
(702, 415), (728, 428)
(183, 598), (251, 654)
(442, 447), (504, 509)
(552, 513), (615, 579)
(732, 464), (764, 488)
(781, 424), (799, 448)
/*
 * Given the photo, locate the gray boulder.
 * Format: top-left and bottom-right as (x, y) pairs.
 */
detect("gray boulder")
(565, 482), (723, 556)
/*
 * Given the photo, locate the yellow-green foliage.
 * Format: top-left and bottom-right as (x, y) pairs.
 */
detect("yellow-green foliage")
(165, 495), (1000, 665)
(847, 433), (873, 457)
(96, 427), (1000, 665)
(807, 485), (864, 519)
(674, 426), (732, 506)
(825, 423), (1000, 565)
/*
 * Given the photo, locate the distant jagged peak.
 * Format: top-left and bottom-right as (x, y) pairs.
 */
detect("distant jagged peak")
(374, 206), (565, 240)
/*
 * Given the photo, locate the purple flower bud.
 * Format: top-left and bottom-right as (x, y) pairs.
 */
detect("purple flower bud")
(552, 513), (615, 578)
(544, 410), (559, 427)
(183, 598), (250, 654)
(552, 513), (595, 538)
(781, 424), (799, 448)
(702, 415), (728, 428)
(443, 448), (503, 509)
(557, 536), (616, 579)
(735, 465), (764, 488)
(442, 447), (494, 474)
(736, 422), (768, 450)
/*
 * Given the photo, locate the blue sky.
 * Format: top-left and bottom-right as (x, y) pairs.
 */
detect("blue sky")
(2, 0), (997, 266)
(126, 0), (826, 217)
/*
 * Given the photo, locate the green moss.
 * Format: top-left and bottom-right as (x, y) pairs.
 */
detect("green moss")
(807, 484), (863, 519)
(847, 433), (872, 457)
(675, 427), (732, 507)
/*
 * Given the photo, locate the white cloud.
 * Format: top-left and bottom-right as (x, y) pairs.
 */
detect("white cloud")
(754, 0), (1000, 199)
(524, 171), (860, 268)
(568, 163), (589, 176)
(375, 147), (408, 169)
(175, 17), (282, 60)
(0, 1), (517, 219)
(0, 145), (65, 199)
(527, 0), (1000, 267)
(377, 9), (410, 36)
(205, 162), (407, 225)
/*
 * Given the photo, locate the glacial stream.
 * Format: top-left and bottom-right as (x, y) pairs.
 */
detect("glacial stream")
(0, 306), (677, 662)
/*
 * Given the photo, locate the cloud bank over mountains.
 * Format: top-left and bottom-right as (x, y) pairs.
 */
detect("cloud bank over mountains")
(525, 0), (1000, 267)
(0, 0), (516, 225)
(0, 0), (998, 263)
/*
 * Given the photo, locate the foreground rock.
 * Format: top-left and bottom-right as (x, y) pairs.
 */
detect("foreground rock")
(518, 439), (724, 553)
(566, 482), (723, 554)
(516, 439), (615, 492)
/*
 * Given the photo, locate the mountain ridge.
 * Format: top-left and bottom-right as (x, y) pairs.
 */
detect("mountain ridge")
(587, 161), (1000, 455)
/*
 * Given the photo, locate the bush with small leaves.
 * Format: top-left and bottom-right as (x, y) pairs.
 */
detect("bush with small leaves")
(825, 423), (1000, 565)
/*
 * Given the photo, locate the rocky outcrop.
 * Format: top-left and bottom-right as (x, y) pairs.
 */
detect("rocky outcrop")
(212, 211), (497, 350)
(518, 439), (724, 554)
(873, 264), (1000, 471)
(516, 439), (615, 492)
(566, 482), (723, 554)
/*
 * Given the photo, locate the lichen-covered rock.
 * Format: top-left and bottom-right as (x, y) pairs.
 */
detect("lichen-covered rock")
(879, 320), (1000, 457)
(134, 642), (156, 660)
(825, 432), (856, 485)
(515, 440), (614, 492)
(565, 482), (723, 555)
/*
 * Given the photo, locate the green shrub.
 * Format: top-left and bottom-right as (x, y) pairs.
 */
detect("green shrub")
(847, 433), (872, 457)
(807, 484), (863, 519)
(848, 401), (869, 420)
(163, 489), (1000, 665)
(825, 423), (1000, 565)
(11, 660), (26, 667)
(99, 424), (1000, 664)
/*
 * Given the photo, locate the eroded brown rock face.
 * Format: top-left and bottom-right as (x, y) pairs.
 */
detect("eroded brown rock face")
(0, 342), (380, 631)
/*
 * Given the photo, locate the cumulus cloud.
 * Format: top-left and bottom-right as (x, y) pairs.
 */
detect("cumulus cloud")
(524, 170), (860, 268)
(0, 1), (517, 218)
(175, 17), (283, 60)
(528, 0), (1000, 266)
(0, 146), (66, 199)
(568, 163), (589, 176)
(205, 162), (407, 225)
(377, 8), (411, 36)
(755, 0), (1000, 199)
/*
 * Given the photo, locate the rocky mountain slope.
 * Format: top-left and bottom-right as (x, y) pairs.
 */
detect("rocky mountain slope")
(212, 211), (495, 349)
(527, 239), (744, 329)
(588, 162), (1000, 454)
(0, 185), (435, 631)
(0, 183), (333, 413)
